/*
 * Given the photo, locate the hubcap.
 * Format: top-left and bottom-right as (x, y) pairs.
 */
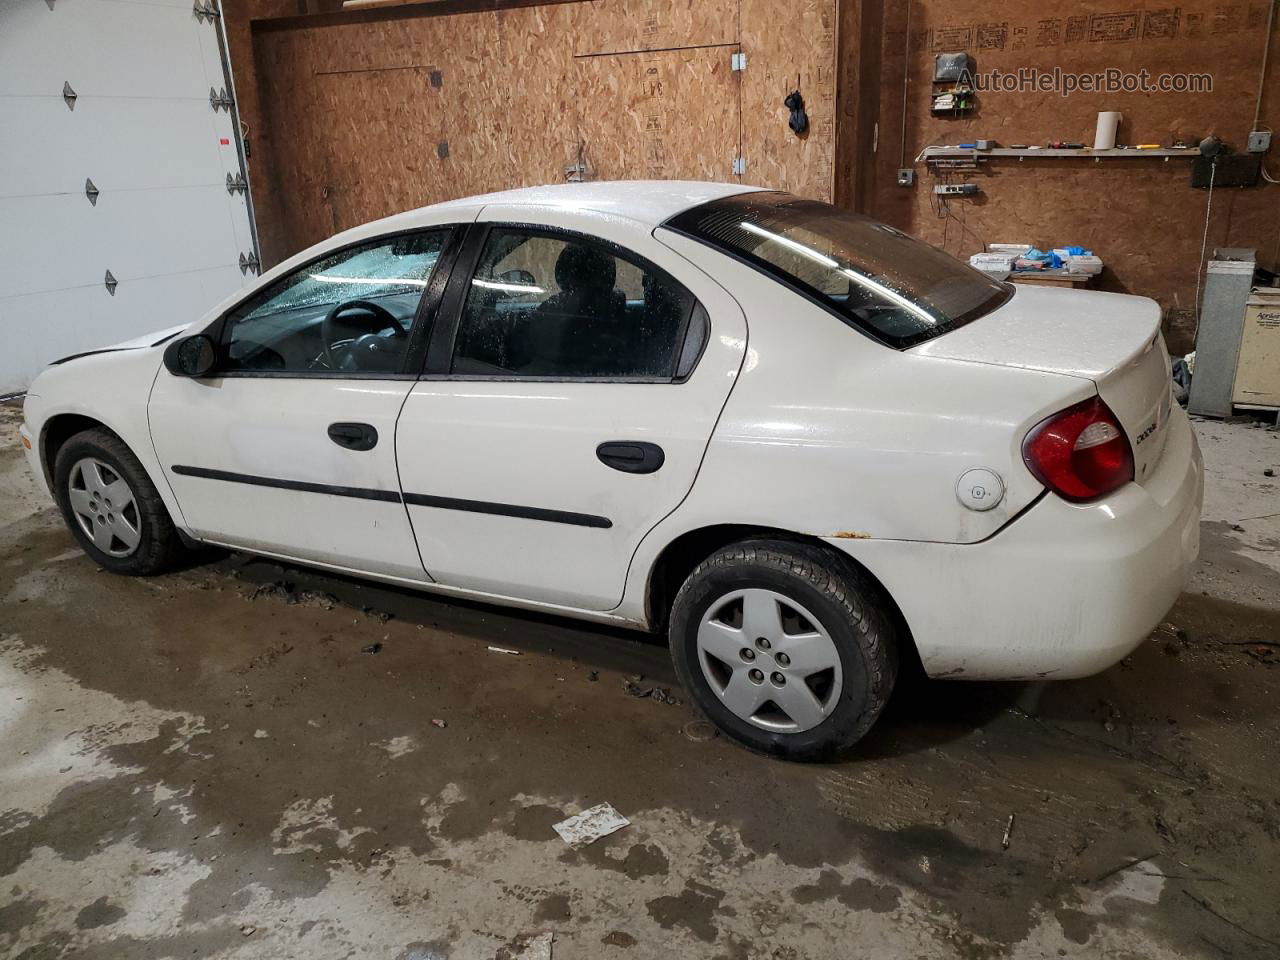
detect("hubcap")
(696, 588), (843, 733)
(67, 457), (141, 558)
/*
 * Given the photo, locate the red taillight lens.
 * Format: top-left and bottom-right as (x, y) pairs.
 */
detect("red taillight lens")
(1022, 396), (1134, 502)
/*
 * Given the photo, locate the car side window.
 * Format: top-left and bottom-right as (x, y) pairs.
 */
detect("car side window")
(220, 231), (449, 375)
(450, 228), (701, 380)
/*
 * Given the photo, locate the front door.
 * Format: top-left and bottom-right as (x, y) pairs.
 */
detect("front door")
(395, 215), (746, 610)
(149, 227), (457, 581)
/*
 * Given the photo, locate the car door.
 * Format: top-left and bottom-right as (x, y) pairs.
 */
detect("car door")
(149, 227), (461, 581)
(395, 210), (747, 610)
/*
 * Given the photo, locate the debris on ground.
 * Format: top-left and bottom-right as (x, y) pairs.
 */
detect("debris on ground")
(1001, 813), (1015, 850)
(234, 641), (294, 675)
(296, 590), (338, 609)
(1243, 645), (1276, 664)
(587, 671), (599, 682)
(239, 924), (256, 937)
(361, 642), (382, 655)
(682, 720), (718, 742)
(1099, 698), (1122, 733)
(1091, 853), (1159, 885)
(431, 718), (447, 729)
(246, 581), (291, 602)
(1265, 468), (1275, 477)
(622, 676), (683, 706)
(487, 645), (521, 655)
(242, 580), (338, 610)
(552, 802), (630, 847)
(510, 932), (554, 960)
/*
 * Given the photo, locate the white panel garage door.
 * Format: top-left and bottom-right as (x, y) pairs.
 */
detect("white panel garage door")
(0, 0), (257, 394)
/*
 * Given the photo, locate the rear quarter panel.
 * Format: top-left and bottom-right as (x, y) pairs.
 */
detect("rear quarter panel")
(619, 233), (1093, 620)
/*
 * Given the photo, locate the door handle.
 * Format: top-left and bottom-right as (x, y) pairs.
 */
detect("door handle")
(596, 441), (664, 474)
(328, 422), (378, 451)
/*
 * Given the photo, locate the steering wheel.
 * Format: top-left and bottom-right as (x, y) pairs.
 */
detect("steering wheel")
(320, 299), (406, 372)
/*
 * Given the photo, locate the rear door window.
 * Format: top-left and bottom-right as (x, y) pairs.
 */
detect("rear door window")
(450, 228), (703, 380)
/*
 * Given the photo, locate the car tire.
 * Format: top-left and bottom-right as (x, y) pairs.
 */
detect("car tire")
(669, 539), (898, 761)
(53, 428), (186, 576)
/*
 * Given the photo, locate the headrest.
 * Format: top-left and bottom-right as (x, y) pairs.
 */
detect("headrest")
(555, 243), (616, 292)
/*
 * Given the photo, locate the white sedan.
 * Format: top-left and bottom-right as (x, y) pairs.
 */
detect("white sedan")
(19, 182), (1203, 759)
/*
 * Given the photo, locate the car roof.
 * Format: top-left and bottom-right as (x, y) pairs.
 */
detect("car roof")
(256, 182), (771, 312)
(390, 181), (769, 231)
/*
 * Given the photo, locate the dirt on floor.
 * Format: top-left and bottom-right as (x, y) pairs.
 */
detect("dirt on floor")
(2, 398), (1279, 960)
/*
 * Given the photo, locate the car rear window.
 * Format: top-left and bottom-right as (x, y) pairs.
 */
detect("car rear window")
(664, 192), (1011, 348)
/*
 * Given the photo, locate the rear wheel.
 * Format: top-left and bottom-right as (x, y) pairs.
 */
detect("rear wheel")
(669, 539), (897, 760)
(53, 428), (186, 575)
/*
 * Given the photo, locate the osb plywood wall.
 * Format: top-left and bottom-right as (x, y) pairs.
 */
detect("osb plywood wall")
(225, 0), (838, 265)
(864, 0), (1280, 351)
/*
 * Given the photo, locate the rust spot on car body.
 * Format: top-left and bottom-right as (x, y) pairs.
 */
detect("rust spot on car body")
(832, 531), (871, 539)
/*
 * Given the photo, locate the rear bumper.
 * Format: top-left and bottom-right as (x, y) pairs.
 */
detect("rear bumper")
(827, 405), (1203, 680)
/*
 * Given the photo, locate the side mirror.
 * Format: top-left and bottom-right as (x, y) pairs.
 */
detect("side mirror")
(163, 335), (218, 378)
(498, 269), (537, 288)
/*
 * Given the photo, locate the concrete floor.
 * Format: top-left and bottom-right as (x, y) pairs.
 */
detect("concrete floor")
(2, 399), (1279, 960)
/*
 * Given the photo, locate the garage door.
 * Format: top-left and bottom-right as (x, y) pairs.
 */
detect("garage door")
(0, 0), (257, 395)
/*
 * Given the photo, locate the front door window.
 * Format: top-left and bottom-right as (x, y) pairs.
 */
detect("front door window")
(221, 231), (449, 375)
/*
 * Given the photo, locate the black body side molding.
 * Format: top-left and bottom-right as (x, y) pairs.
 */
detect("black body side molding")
(169, 465), (612, 528)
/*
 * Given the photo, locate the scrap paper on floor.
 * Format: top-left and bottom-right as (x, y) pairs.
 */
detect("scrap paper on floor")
(552, 802), (630, 847)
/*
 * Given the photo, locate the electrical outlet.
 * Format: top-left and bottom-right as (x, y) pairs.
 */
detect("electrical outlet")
(933, 183), (979, 195)
(897, 168), (915, 186)
(1248, 130), (1272, 153)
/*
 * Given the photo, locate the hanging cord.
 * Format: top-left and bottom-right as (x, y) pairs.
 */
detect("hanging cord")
(899, 0), (912, 169)
(1259, 125), (1280, 182)
(1191, 161), (1217, 347)
(1256, 3), (1278, 181)
(1253, 0), (1277, 132)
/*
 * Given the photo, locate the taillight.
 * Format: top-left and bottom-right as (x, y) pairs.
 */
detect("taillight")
(1022, 396), (1134, 502)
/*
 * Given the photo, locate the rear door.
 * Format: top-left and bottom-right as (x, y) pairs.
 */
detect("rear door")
(395, 210), (747, 610)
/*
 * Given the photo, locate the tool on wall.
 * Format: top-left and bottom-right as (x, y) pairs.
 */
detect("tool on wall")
(1192, 136), (1262, 187)
(784, 89), (808, 137)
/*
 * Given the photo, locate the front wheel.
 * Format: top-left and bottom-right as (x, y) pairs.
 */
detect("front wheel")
(669, 539), (898, 761)
(53, 428), (187, 575)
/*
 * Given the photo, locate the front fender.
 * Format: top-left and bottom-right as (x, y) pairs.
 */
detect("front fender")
(24, 349), (188, 529)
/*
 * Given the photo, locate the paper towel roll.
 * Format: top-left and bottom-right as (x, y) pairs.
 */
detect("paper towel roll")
(1093, 111), (1122, 150)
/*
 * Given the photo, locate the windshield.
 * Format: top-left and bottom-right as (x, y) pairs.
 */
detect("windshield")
(252, 238), (442, 318)
(665, 192), (1010, 347)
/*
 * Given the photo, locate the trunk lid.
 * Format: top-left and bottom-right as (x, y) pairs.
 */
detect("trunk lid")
(913, 285), (1175, 485)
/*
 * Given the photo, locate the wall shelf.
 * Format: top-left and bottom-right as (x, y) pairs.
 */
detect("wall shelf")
(916, 146), (1199, 163)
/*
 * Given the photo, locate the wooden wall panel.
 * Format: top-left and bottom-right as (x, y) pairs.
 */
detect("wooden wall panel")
(569, 0), (737, 55)
(861, 0), (1280, 351)
(575, 47), (740, 181)
(740, 0), (838, 200)
(235, 0), (837, 263)
(250, 5), (590, 257)
(492, 6), (584, 187)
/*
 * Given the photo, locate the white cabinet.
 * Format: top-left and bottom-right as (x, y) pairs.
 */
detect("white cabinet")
(1233, 289), (1280, 412)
